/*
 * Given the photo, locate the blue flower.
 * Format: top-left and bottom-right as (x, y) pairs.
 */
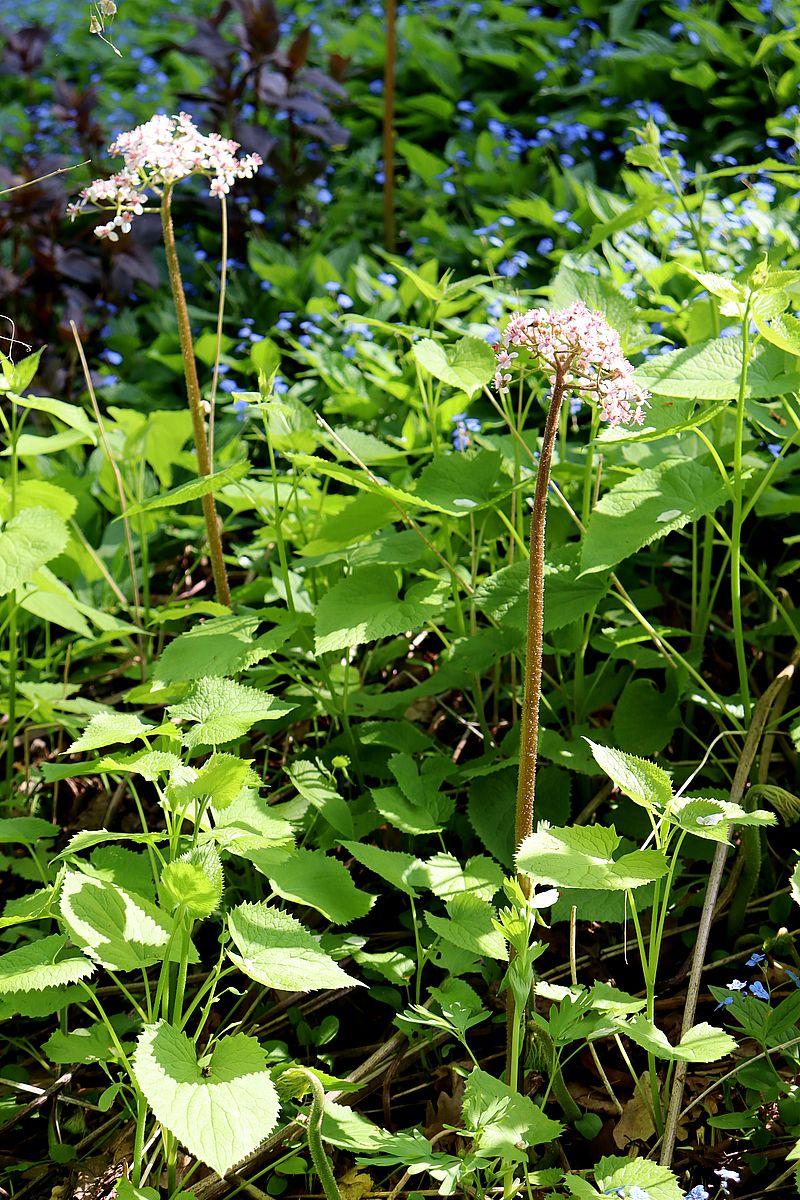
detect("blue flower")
(232, 397), (249, 420)
(749, 981), (769, 1001)
(316, 187), (333, 205)
(685, 1188), (709, 1200)
(451, 413), (481, 451)
(101, 348), (123, 366)
(377, 271), (397, 286)
(272, 375), (288, 395)
(337, 294), (354, 309)
(715, 995), (734, 1010)
(250, 208), (266, 224)
(219, 378), (238, 392)
(726, 979), (747, 991)
(746, 952), (766, 966)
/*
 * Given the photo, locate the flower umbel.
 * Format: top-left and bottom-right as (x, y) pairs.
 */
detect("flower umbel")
(494, 299), (649, 427)
(68, 112), (262, 239)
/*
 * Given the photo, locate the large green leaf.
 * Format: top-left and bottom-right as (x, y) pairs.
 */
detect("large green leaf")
(580, 459), (728, 575)
(133, 1022), (280, 1177)
(153, 614), (273, 683)
(266, 849), (374, 925)
(0, 506), (68, 596)
(227, 902), (360, 992)
(634, 336), (800, 399)
(44, 1022), (126, 1066)
(340, 842), (424, 897)
(462, 1068), (563, 1162)
(594, 1155), (683, 1200)
(169, 753), (260, 812)
(413, 451), (503, 515)
(474, 548), (611, 633)
(68, 712), (156, 754)
(315, 567), (448, 654)
(0, 816), (59, 843)
(517, 825), (669, 891)
(622, 1015), (737, 1063)
(124, 460), (250, 517)
(412, 335), (496, 397)
(417, 853), (503, 903)
(586, 740), (673, 811)
(0, 934), (95, 994)
(60, 871), (194, 972)
(168, 677), (296, 748)
(426, 894), (507, 960)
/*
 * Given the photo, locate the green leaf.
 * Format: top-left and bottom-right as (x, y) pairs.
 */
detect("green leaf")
(679, 266), (746, 304)
(611, 678), (680, 757)
(667, 796), (776, 841)
(462, 1068), (563, 1162)
(289, 760), (353, 837)
(0, 816), (59, 843)
(123, 460), (250, 517)
(580, 460), (728, 575)
(791, 862), (800, 908)
(0, 885), (58, 929)
(517, 825), (669, 891)
(159, 845), (224, 919)
(426, 894), (507, 960)
(115, 1181), (161, 1200)
(153, 615), (272, 683)
(0, 934), (95, 994)
(412, 336), (496, 397)
(314, 567), (447, 654)
(372, 753), (454, 835)
(68, 712), (156, 754)
(133, 1022), (280, 1178)
(0, 507), (68, 596)
(227, 902), (361, 992)
(634, 336), (800, 400)
(621, 1015), (736, 1063)
(168, 677), (296, 748)
(44, 1022), (125, 1065)
(417, 853), (503, 903)
(413, 450), (503, 514)
(585, 740), (673, 811)
(594, 1154), (683, 1200)
(3, 346), (44, 393)
(266, 849), (374, 925)
(754, 310), (800, 357)
(170, 754), (260, 811)
(60, 871), (195, 971)
(340, 842), (424, 897)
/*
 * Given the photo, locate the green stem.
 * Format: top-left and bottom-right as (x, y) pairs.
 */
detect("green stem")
(132, 1092), (148, 1187)
(295, 1068), (342, 1200)
(731, 303), (753, 716)
(161, 185), (231, 606)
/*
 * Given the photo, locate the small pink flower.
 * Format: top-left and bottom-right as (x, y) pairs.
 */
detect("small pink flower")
(494, 300), (649, 427)
(68, 112), (262, 239)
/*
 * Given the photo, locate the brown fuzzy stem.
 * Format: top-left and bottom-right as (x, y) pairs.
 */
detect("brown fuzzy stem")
(160, 185), (231, 607)
(515, 370), (568, 873)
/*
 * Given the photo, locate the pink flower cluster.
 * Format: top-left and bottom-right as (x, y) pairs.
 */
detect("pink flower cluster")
(494, 300), (649, 426)
(67, 112), (262, 241)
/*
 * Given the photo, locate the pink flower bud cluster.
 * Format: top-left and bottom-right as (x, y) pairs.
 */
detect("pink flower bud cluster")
(67, 112), (262, 241)
(494, 300), (649, 427)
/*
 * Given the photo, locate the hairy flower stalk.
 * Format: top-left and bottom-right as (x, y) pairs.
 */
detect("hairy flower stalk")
(494, 301), (649, 873)
(68, 113), (262, 605)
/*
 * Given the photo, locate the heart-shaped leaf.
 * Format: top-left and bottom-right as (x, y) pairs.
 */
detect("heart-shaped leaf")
(133, 1022), (280, 1177)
